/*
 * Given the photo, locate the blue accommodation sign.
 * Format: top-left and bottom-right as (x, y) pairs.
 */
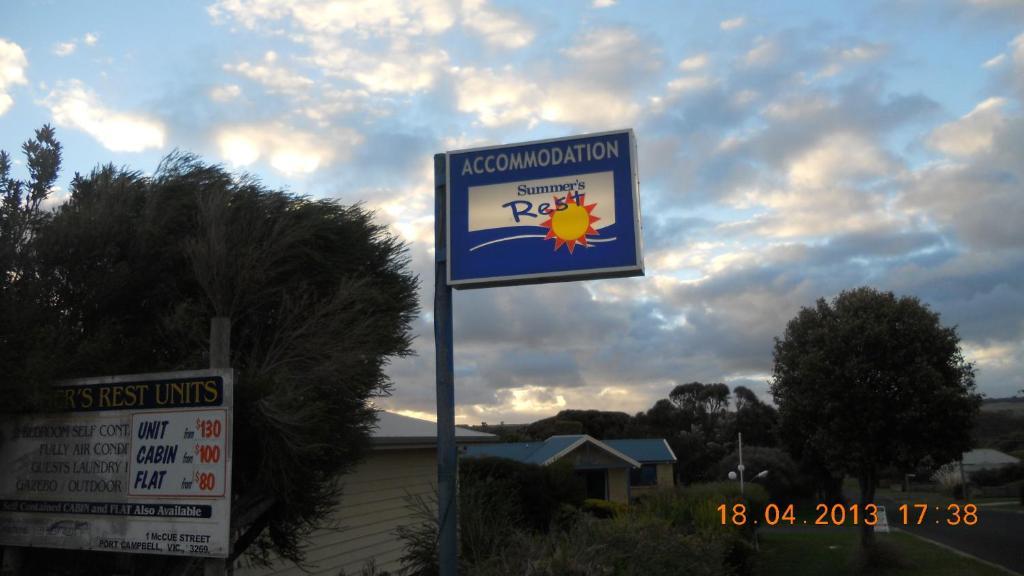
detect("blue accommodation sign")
(447, 129), (643, 288)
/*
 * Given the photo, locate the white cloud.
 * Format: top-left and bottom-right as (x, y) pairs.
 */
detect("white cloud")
(461, 0), (534, 49)
(819, 43), (888, 77)
(479, 386), (568, 417)
(720, 16), (746, 30)
(351, 49), (448, 92)
(210, 0), (457, 93)
(733, 89), (758, 106)
(54, 42), (77, 57)
(224, 51), (315, 95)
(540, 89), (641, 127)
(0, 38), (28, 116)
(666, 75), (714, 94)
(208, 0), (457, 37)
(983, 53), (1005, 68)
(303, 35), (449, 93)
(788, 131), (892, 188)
(839, 43), (886, 62)
(452, 66), (539, 127)
(215, 122), (360, 175)
(679, 53), (709, 71)
(452, 65), (642, 128)
(744, 37), (779, 66)
(54, 33), (100, 56)
(563, 27), (644, 62)
(1012, 32), (1024, 96)
(963, 341), (1019, 370)
(927, 97), (1006, 157)
(301, 87), (379, 125)
(593, 0), (616, 6)
(209, 84), (242, 102)
(42, 80), (165, 152)
(763, 94), (831, 120)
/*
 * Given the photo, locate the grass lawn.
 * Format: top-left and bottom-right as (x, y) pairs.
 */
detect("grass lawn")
(755, 530), (1012, 576)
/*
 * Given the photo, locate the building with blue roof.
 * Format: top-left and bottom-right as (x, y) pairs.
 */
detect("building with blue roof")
(463, 434), (676, 503)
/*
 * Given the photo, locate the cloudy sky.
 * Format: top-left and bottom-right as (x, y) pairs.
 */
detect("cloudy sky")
(2, 0), (1023, 424)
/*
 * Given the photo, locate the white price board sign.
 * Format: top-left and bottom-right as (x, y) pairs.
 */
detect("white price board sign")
(0, 370), (232, 558)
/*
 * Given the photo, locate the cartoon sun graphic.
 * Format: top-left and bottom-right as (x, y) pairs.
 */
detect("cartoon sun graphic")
(541, 193), (600, 253)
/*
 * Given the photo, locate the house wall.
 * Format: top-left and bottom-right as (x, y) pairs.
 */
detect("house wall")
(236, 447), (436, 576)
(608, 468), (630, 503)
(629, 463), (676, 500)
(567, 443), (634, 469)
(657, 463), (674, 488)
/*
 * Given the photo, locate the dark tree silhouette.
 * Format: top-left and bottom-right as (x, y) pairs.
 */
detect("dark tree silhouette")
(0, 128), (419, 573)
(771, 287), (979, 549)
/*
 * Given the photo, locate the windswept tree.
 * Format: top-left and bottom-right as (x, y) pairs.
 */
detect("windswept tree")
(0, 128), (419, 573)
(771, 287), (979, 549)
(732, 386), (778, 448)
(669, 381), (731, 434)
(1, 125), (62, 409)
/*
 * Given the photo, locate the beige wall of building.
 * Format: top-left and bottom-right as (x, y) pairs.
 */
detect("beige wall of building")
(656, 463), (674, 488)
(629, 463), (676, 499)
(237, 447), (436, 576)
(607, 468), (630, 503)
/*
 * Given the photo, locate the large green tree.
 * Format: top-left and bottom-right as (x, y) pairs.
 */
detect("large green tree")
(771, 287), (979, 548)
(0, 128), (418, 573)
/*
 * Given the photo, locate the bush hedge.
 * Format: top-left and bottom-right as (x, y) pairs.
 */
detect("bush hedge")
(459, 456), (585, 532)
(581, 498), (627, 518)
(970, 462), (1024, 487)
(396, 475), (767, 576)
(714, 446), (810, 501)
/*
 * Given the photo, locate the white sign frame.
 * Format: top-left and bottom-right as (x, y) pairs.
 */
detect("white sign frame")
(0, 369), (233, 558)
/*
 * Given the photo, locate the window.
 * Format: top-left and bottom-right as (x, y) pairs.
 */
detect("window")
(630, 464), (658, 486)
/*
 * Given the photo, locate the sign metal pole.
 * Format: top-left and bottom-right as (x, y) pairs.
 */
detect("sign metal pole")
(434, 153), (457, 576)
(206, 317), (231, 576)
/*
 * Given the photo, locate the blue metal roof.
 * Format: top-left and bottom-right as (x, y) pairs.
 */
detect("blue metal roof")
(603, 439), (677, 464)
(461, 442), (535, 461)
(524, 435), (584, 464)
(462, 436), (586, 464)
(463, 435), (672, 466)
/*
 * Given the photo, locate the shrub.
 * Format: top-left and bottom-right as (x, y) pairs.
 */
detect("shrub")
(393, 493), (438, 576)
(398, 477), (761, 576)
(631, 482), (765, 575)
(952, 483), (966, 500)
(460, 456), (584, 532)
(715, 446), (810, 501)
(458, 476), (522, 566)
(581, 498), (626, 518)
(970, 463), (1024, 487)
(468, 513), (730, 576)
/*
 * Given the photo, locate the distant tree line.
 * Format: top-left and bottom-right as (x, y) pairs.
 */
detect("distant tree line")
(479, 381), (785, 489)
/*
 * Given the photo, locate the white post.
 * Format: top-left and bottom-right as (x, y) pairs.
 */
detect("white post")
(205, 317), (230, 576)
(959, 458), (969, 500)
(738, 432), (745, 496)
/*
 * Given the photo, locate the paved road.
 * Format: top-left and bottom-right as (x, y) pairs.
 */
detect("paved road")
(881, 500), (1024, 574)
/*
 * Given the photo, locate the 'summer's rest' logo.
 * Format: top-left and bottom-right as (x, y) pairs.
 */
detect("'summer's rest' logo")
(465, 171), (617, 252)
(541, 193), (600, 253)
